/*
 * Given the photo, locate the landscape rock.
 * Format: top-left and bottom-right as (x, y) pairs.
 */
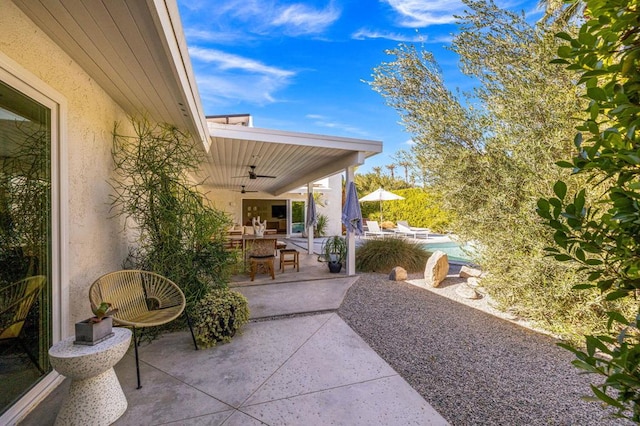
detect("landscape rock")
(424, 251), (449, 287)
(467, 277), (481, 288)
(456, 281), (481, 299)
(389, 267), (408, 281)
(459, 265), (483, 278)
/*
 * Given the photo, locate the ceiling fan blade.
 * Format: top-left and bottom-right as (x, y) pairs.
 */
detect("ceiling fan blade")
(255, 174), (276, 179)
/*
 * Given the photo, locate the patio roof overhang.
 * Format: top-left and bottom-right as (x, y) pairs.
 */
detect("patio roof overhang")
(12, 0), (210, 151)
(12, 0), (383, 193)
(202, 121), (382, 196)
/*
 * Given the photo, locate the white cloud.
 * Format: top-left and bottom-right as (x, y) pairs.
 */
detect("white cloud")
(383, 0), (464, 27)
(184, 0), (340, 37)
(308, 116), (369, 137)
(189, 47), (294, 78)
(305, 114), (326, 120)
(271, 3), (341, 35)
(188, 47), (295, 106)
(352, 28), (453, 43)
(183, 28), (248, 44)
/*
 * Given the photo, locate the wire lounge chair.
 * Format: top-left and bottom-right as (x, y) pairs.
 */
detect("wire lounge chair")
(0, 275), (47, 373)
(89, 270), (198, 389)
(395, 221), (430, 239)
(364, 220), (388, 238)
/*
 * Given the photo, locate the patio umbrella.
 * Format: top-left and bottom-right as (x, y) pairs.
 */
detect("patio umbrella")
(358, 187), (404, 222)
(342, 181), (363, 236)
(306, 192), (317, 230)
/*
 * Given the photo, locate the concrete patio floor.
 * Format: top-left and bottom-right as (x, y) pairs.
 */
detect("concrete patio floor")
(20, 242), (449, 425)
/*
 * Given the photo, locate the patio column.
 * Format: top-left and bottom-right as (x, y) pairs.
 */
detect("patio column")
(345, 166), (356, 276)
(307, 182), (314, 255)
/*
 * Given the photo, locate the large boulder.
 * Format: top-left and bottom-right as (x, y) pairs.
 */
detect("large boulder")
(424, 251), (449, 287)
(389, 266), (408, 281)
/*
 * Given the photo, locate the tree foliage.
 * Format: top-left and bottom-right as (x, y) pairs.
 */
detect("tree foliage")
(369, 0), (615, 340)
(111, 118), (232, 309)
(537, 0), (640, 419)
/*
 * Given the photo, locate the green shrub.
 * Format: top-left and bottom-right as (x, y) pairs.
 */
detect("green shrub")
(192, 288), (250, 348)
(359, 187), (452, 233)
(315, 213), (328, 237)
(356, 238), (430, 273)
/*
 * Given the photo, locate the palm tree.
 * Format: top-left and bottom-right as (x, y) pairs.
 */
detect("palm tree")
(386, 164), (396, 180)
(372, 166), (382, 177)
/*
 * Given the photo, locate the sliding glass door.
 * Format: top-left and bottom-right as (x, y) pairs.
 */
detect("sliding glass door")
(0, 79), (53, 415)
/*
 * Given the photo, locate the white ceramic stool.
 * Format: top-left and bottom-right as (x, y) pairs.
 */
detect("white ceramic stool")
(48, 327), (132, 426)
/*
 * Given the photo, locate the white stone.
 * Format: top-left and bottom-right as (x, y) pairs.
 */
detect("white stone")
(459, 265), (482, 278)
(467, 277), (481, 288)
(456, 283), (481, 299)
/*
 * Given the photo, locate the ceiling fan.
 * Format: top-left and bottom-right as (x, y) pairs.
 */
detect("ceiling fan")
(233, 165), (276, 180)
(234, 185), (258, 194)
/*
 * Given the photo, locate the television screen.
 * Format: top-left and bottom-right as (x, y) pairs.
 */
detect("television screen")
(272, 205), (286, 219)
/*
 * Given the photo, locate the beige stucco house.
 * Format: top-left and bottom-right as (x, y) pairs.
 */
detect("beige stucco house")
(0, 1), (381, 423)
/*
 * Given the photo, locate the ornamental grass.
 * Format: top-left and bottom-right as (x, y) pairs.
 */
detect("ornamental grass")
(356, 237), (430, 274)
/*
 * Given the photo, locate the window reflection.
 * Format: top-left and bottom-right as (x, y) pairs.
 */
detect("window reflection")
(0, 81), (52, 415)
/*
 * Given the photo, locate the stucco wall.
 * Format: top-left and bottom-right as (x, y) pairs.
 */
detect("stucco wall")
(1, 2), (132, 328)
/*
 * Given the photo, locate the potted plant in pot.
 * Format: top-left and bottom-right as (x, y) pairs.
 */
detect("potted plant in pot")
(321, 236), (347, 273)
(74, 302), (118, 346)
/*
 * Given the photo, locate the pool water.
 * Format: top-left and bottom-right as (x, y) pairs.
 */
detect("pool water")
(422, 241), (474, 264)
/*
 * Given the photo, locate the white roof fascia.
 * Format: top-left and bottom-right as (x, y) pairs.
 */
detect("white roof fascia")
(208, 122), (383, 154)
(147, 0), (210, 152)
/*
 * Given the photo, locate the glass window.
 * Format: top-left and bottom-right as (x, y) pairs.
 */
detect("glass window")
(0, 80), (52, 415)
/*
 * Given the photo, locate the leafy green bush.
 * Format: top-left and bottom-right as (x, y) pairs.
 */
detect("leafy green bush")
(193, 288), (250, 348)
(356, 238), (430, 273)
(537, 0), (640, 418)
(358, 187), (452, 232)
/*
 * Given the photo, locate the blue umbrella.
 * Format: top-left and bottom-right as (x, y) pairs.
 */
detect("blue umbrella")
(342, 181), (363, 236)
(306, 192), (317, 230)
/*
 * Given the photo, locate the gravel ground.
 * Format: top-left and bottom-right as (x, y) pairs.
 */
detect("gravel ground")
(337, 269), (632, 426)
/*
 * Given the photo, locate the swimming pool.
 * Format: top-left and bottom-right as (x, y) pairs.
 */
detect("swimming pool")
(422, 241), (475, 264)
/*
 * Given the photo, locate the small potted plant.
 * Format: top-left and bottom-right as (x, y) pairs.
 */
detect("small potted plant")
(74, 302), (118, 345)
(321, 236), (347, 273)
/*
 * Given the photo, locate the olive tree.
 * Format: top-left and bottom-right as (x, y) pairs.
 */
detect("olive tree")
(370, 0), (606, 340)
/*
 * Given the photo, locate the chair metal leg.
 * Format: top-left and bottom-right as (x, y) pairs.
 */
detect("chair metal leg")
(184, 310), (199, 350)
(17, 338), (45, 374)
(133, 326), (142, 389)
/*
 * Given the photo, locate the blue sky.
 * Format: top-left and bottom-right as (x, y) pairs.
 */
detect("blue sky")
(177, 0), (541, 174)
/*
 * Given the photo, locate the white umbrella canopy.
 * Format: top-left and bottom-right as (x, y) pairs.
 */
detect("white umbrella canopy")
(358, 188), (404, 222)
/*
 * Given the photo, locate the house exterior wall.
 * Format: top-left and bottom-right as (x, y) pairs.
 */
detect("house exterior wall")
(1, 1), (131, 328)
(323, 174), (343, 236)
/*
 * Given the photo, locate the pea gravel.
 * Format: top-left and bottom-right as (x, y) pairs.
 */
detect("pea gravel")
(337, 270), (632, 426)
